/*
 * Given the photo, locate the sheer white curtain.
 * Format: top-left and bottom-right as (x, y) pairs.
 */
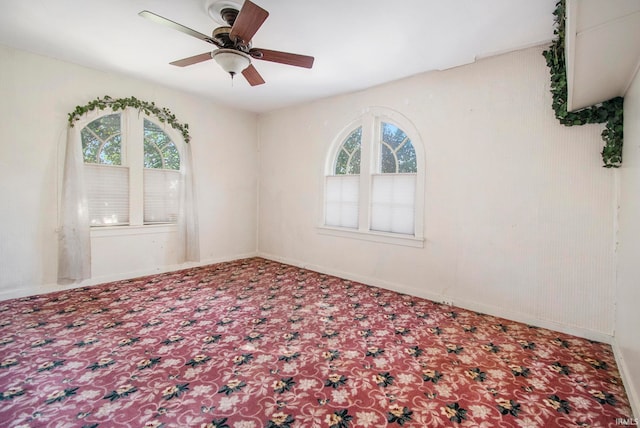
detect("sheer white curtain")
(58, 107), (200, 283)
(58, 121), (91, 284)
(177, 141), (200, 262)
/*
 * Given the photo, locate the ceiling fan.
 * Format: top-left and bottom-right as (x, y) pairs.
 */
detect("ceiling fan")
(139, 0), (314, 86)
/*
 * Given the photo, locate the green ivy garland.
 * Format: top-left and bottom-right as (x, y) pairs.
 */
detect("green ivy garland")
(68, 95), (191, 143)
(542, 0), (623, 168)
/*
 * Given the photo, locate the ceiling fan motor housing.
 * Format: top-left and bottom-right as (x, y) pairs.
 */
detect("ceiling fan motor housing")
(220, 8), (239, 26)
(212, 26), (252, 51)
(212, 26), (234, 48)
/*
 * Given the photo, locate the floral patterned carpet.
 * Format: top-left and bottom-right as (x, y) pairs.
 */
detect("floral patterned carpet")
(0, 258), (632, 427)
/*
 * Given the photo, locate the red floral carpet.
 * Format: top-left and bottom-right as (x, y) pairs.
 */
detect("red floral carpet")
(0, 258), (632, 427)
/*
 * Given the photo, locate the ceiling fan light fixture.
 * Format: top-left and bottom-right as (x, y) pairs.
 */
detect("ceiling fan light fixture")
(211, 48), (251, 77)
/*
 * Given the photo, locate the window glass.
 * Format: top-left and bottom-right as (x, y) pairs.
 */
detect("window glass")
(81, 113), (122, 165)
(334, 127), (362, 175)
(144, 119), (180, 170)
(380, 122), (416, 173)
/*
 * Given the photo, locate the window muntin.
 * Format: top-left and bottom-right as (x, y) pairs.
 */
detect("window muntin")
(80, 113), (182, 227)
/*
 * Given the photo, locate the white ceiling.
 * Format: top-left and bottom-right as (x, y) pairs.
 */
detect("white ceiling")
(0, 0), (558, 113)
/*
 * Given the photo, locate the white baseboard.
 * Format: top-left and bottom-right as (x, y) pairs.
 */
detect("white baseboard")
(612, 339), (640, 419)
(258, 252), (614, 344)
(0, 251), (259, 301)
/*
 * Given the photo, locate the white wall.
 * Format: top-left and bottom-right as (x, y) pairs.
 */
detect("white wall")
(0, 44), (258, 299)
(0, 43), (622, 343)
(0, 39), (632, 408)
(615, 67), (640, 416)
(258, 46), (617, 341)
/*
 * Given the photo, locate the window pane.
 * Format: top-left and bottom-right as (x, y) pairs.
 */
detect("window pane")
(162, 143), (180, 170)
(81, 114), (121, 165)
(381, 122), (406, 149)
(144, 119), (180, 170)
(87, 113), (120, 142)
(81, 130), (101, 162)
(143, 140), (163, 169)
(335, 150), (350, 175)
(396, 140), (417, 173)
(343, 128), (362, 152)
(99, 136), (122, 165)
(380, 122), (416, 174)
(334, 127), (361, 175)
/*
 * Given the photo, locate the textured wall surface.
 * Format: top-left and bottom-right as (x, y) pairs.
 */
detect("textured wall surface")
(615, 67), (640, 416)
(258, 46), (617, 340)
(0, 44), (259, 299)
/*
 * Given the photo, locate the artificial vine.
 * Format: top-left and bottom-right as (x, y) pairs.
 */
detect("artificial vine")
(542, 0), (623, 168)
(68, 95), (191, 143)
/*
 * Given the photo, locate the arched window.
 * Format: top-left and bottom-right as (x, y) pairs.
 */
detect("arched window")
(143, 119), (180, 224)
(323, 108), (424, 246)
(325, 127), (362, 229)
(81, 113), (182, 226)
(370, 121), (417, 235)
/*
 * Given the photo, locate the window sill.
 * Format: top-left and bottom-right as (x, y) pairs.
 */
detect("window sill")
(90, 223), (177, 238)
(317, 226), (424, 248)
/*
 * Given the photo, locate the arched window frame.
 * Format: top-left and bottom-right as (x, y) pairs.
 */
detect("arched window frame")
(320, 107), (425, 247)
(59, 104), (199, 284)
(78, 108), (187, 230)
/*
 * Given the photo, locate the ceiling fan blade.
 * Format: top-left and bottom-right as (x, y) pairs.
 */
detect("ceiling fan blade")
(251, 48), (314, 68)
(170, 52), (213, 67)
(242, 64), (266, 86)
(229, 0), (269, 44)
(139, 10), (217, 46)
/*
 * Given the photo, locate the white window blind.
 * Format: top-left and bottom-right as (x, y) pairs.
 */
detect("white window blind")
(84, 164), (129, 226)
(370, 173), (416, 235)
(144, 169), (180, 224)
(325, 175), (359, 229)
